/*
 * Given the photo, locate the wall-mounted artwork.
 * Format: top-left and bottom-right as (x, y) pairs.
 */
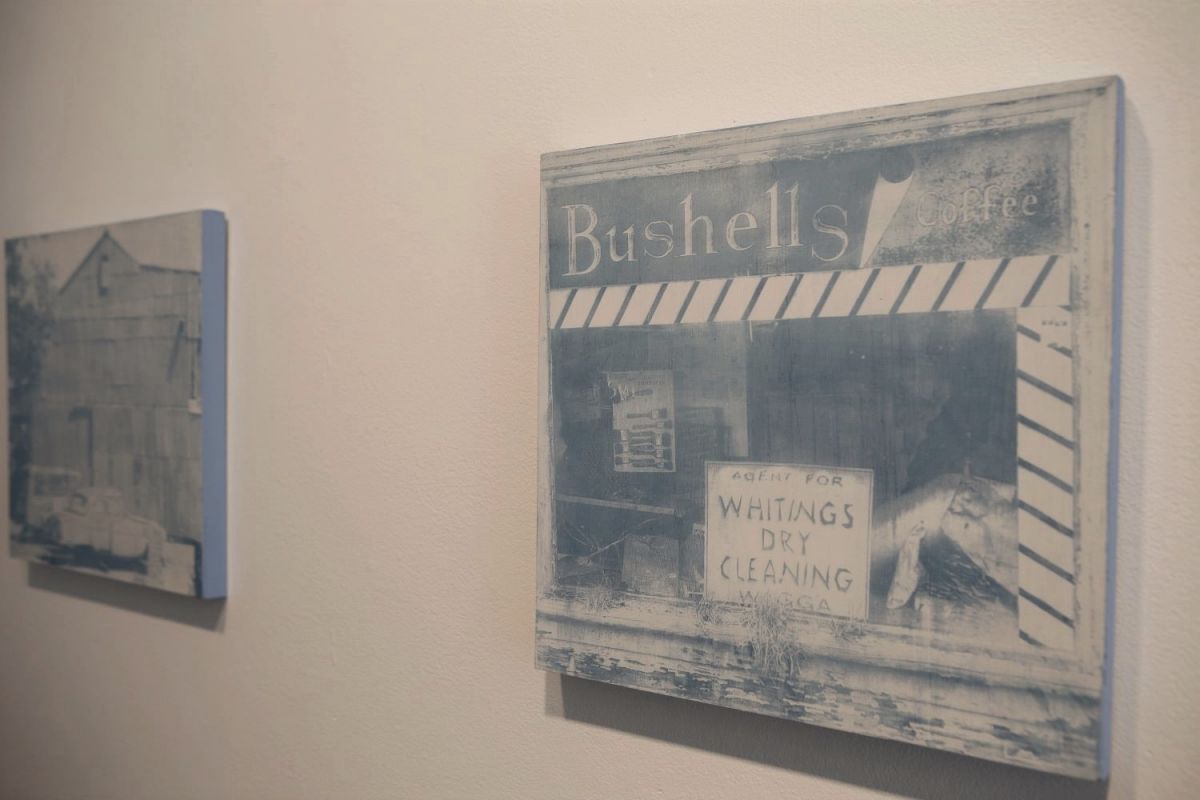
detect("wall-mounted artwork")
(7, 211), (227, 598)
(536, 78), (1121, 778)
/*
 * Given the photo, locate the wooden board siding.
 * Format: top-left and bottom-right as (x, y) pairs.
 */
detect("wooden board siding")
(29, 233), (203, 542)
(536, 594), (1101, 777)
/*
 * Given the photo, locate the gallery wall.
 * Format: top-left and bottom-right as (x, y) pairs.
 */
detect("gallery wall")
(0, 2), (1197, 798)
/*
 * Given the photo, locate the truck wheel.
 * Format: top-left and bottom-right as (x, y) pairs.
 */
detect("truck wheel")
(146, 531), (164, 581)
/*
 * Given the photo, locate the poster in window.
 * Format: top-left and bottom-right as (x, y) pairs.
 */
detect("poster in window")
(7, 211), (227, 598)
(536, 78), (1122, 778)
(607, 370), (676, 473)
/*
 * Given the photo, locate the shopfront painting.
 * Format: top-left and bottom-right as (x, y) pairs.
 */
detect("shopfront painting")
(536, 78), (1121, 778)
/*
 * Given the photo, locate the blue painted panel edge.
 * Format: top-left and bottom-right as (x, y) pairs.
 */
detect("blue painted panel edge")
(1099, 75), (1125, 781)
(200, 210), (227, 599)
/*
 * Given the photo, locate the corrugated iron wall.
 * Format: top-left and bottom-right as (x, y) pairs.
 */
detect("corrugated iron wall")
(29, 236), (203, 541)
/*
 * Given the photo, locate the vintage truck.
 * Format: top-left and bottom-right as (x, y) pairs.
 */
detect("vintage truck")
(42, 487), (166, 573)
(22, 466), (81, 531)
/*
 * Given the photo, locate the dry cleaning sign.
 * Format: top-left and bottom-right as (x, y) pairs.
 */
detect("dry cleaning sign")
(705, 462), (873, 619)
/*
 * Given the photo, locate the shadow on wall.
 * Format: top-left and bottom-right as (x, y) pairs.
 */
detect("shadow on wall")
(546, 673), (1107, 800)
(26, 562), (224, 631)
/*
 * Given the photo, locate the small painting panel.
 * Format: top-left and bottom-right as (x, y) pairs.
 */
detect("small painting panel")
(7, 210), (227, 598)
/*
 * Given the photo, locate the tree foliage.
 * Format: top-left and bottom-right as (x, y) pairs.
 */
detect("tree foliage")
(6, 240), (55, 404)
(7, 239), (56, 522)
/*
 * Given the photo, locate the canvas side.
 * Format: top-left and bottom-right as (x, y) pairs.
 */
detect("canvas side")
(200, 210), (228, 599)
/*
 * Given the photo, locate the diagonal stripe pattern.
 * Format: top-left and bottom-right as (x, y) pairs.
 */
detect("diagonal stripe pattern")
(549, 254), (1068, 328)
(1015, 306), (1076, 651)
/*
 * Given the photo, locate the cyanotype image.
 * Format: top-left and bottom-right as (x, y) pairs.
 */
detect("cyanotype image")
(8, 211), (226, 597)
(537, 79), (1121, 777)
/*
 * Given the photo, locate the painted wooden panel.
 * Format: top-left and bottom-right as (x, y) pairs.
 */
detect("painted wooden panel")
(8, 211), (227, 597)
(538, 78), (1120, 777)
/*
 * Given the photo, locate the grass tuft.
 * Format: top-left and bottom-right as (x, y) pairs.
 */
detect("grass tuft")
(576, 582), (621, 614)
(743, 596), (805, 678)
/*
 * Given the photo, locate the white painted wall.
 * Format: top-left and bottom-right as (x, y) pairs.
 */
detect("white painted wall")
(0, 2), (1196, 798)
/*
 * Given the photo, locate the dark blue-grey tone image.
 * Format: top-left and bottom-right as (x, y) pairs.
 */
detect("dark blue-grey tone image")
(552, 307), (1021, 640)
(537, 78), (1121, 779)
(7, 211), (226, 598)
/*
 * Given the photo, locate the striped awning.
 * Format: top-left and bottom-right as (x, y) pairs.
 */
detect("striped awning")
(549, 254), (1067, 329)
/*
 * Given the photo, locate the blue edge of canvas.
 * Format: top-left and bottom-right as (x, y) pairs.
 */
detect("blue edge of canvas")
(200, 210), (227, 599)
(1099, 76), (1125, 781)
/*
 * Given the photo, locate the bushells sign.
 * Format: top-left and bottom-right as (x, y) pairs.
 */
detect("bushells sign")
(705, 463), (872, 618)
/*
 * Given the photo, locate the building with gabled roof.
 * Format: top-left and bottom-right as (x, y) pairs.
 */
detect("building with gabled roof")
(29, 230), (203, 545)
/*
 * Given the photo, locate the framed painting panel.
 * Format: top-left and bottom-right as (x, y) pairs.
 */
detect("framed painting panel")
(536, 78), (1121, 778)
(7, 210), (227, 598)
